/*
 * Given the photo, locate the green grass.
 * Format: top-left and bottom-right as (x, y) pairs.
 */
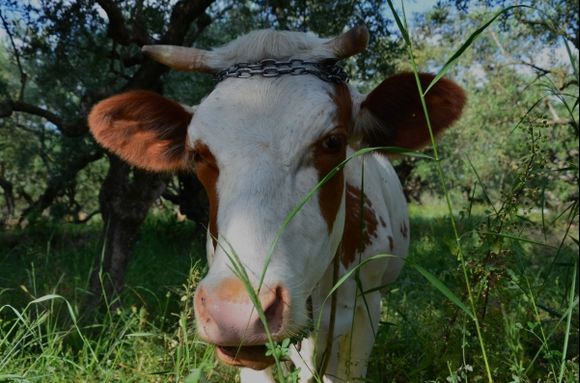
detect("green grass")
(0, 216), (236, 383)
(0, 205), (577, 382)
(368, 205), (578, 382)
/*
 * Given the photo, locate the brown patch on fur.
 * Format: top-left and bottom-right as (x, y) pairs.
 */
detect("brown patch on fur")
(193, 141), (219, 248)
(215, 277), (248, 303)
(314, 83), (352, 232)
(341, 184), (379, 266)
(388, 236), (394, 252)
(359, 72), (466, 150)
(88, 90), (193, 171)
(400, 222), (408, 239)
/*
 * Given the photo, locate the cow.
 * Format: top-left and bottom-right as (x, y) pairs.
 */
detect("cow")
(88, 26), (465, 382)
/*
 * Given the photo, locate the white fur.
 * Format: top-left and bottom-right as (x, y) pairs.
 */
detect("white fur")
(186, 29), (409, 382)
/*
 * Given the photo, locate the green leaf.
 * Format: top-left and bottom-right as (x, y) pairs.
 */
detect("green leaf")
(413, 264), (474, 320)
(0, 375), (32, 383)
(126, 332), (157, 338)
(184, 368), (203, 383)
(478, 231), (557, 248)
(29, 294), (62, 304)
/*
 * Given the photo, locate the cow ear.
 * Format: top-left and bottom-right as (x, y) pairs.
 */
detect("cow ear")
(88, 90), (194, 172)
(353, 72), (466, 150)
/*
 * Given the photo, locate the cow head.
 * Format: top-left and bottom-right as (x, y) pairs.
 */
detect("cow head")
(88, 26), (465, 370)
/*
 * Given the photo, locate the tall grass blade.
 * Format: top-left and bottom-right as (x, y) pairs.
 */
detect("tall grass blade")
(424, 5), (531, 95)
(324, 253), (398, 304)
(413, 264), (474, 319)
(385, 1), (411, 46)
(558, 258), (577, 382)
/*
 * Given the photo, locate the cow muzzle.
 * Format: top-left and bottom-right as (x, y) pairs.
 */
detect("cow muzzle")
(194, 277), (291, 369)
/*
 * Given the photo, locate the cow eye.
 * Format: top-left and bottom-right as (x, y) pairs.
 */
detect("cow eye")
(193, 150), (204, 163)
(321, 133), (346, 152)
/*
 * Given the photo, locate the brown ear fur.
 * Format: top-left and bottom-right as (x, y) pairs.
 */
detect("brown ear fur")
(357, 72), (466, 149)
(88, 90), (193, 172)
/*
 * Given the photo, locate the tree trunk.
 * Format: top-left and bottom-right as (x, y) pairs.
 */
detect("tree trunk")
(82, 0), (216, 312)
(86, 155), (169, 310)
(0, 175), (15, 226)
(163, 173), (209, 225)
(394, 156), (424, 203)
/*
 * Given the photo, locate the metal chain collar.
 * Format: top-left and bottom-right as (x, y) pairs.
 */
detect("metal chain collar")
(214, 59), (348, 83)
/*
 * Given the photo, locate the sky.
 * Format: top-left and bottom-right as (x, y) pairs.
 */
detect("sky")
(401, 0), (440, 14)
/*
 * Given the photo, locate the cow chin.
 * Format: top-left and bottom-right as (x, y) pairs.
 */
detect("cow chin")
(215, 344), (275, 370)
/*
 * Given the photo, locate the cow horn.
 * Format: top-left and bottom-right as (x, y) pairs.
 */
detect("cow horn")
(325, 25), (369, 59)
(141, 45), (214, 73)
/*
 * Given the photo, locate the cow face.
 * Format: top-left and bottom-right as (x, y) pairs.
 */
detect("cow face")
(88, 27), (465, 370)
(188, 77), (351, 357)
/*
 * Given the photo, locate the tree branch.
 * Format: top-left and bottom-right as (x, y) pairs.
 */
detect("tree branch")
(96, 0), (133, 45)
(500, 61), (552, 76)
(161, 0), (216, 44)
(185, 11), (212, 46)
(20, 149), (104, 223)
(126, 0), (216, 90)
(74, 210), (101, 224)
(0, 99), (87, 136)
(490, 29), (553, 76)
(11, 100), (63, 127)
(0, 174), (15, 220)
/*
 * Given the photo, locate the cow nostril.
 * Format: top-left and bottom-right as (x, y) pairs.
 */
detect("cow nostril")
(195, 280), (291, 345)
(263, 286), (285, 334)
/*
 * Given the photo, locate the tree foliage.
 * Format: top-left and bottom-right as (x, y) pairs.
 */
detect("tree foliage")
(400, 2), (578, 209)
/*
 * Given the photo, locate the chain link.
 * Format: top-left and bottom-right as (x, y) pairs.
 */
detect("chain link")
(214, 59), (348, 83)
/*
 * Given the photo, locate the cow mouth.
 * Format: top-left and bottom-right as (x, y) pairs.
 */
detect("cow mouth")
(212, 297), (314, 370)
(215, 344), (275, 370)
(214, 331), (311, 370)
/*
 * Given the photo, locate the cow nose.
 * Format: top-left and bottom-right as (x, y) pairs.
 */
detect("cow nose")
(194, 277), (290, 345)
